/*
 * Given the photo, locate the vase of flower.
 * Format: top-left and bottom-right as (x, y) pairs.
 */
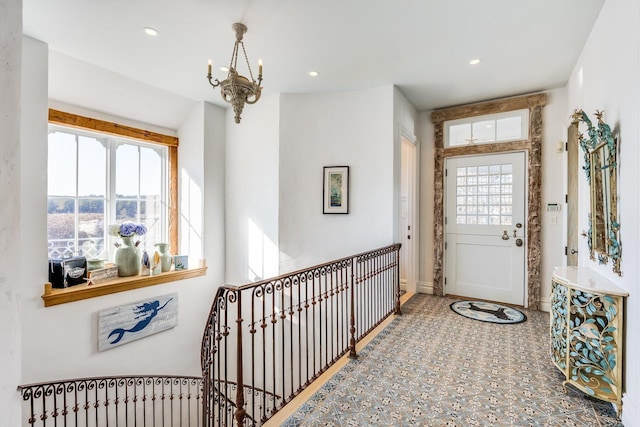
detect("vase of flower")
(154, 243), (173, 272)
(109, 222), (147, 277)
(114, 236), (140, 277)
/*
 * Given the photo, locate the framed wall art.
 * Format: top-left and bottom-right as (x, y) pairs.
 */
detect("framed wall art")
(323, 166), (349, 214)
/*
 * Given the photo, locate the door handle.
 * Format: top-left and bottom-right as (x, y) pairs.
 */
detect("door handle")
(501, 230), (510, 240)
(570, 249), (578, 254)
(407, 235), (411, 240)
(516, 238), (524, 247)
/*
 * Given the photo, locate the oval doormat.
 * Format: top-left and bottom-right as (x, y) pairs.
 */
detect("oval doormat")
(450, 300), (527, 324)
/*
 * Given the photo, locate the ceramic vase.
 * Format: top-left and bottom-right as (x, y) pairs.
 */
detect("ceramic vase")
(114, 236), (140, 277)
(154, 243), (173, 272)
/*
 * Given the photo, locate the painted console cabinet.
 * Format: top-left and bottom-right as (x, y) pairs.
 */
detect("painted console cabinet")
(550, 267), (627, 417)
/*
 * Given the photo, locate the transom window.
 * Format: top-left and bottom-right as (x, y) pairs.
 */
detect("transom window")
(47, 125), (168, 259)
(445, 109), (528, 147)
(455, 163), (513, 225)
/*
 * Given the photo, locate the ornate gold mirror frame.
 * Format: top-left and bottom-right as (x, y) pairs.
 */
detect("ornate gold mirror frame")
(574, 110), (621, 276)
(431, 93), (546, 310)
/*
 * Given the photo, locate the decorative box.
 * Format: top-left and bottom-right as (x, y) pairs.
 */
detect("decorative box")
(48, 256), (87, 288)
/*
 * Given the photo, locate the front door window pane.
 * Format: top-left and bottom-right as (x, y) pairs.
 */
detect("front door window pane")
(456, 163), (513, 226)
(497, 116), (522, 141)
(449, 123), (472, 146)
(472, 120), (495, 143)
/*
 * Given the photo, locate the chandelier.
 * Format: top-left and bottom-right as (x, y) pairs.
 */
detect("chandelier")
(207, 23), (263, 124)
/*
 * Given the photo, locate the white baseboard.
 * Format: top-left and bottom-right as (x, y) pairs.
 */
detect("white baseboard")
(417, 281), (433, 294)
(539, 297), (551, 312)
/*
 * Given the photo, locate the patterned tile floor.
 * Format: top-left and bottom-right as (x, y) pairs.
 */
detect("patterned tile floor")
(283, 294), (623, 426)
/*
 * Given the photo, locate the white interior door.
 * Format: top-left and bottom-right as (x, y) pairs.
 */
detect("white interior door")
(445, 152), (526, 305)
(400, 137), (417, 292)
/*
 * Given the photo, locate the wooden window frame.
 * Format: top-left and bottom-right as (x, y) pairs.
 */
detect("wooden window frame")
(42, 109), (205, 307)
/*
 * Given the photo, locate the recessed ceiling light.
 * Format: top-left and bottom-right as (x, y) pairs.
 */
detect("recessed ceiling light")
(469, 58), (481, 65)
(143, 27), (159, 36)
(309, 71), (319, 77)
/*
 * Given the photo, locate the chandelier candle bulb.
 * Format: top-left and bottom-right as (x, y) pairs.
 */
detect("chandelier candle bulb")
(259, 59), (263, 76)
(207, 60), (212, 76)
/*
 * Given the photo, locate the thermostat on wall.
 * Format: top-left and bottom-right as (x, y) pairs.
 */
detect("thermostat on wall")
(546, 203), (561, 212)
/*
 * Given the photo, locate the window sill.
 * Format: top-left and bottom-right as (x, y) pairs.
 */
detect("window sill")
(42, 260), (207, 307)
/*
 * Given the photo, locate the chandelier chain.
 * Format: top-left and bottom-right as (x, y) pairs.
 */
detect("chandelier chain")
(240, 42), (255, 82)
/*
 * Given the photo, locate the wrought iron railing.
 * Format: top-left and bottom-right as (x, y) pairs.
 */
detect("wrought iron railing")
(201, 244), (401, 426)
(20, 244), (400, 426)
(18, 375), (204, 426)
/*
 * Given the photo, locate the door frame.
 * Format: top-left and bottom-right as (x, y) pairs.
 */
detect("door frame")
(400, 128), (419, 294)
(431, 93), (546, 310)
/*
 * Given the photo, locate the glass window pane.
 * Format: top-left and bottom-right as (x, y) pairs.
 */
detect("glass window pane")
(48, 131), (77, 196)
(501, 174), (513, 184)
(141, 198), (162, 246)
(472, 120), (495, 143)
(48, 197), (76, 258)
(78, 136), (106, 197)
(477, 166), (489, 175)
(78, 198), (105, 258)
(501, 216), (512, 225)
(116, 199), (138, 223)
(449, 124), (471, 146)
(466, 167), (477, 176)
(116, 144), (140, 197)
(496, 116), (522, 141)
(140, 147), (162, 198)
(457, 216), (466, 224)
(457, 167), (466, 176)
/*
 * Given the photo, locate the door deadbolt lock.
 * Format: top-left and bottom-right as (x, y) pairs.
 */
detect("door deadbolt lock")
(516, 238), (524, 247)
(502, 230), (510, 240)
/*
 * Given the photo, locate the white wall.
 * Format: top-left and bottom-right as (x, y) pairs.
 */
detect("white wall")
(1, 0), (23, 422)
(19, 39), (226, 383)
(278, 87), (396, 272)
(225, 94), (280, 284)
(540, 87), (569, 311)
(565, 1), (640, 424)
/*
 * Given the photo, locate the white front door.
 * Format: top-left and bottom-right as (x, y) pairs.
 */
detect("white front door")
(445, 152), (526, 305)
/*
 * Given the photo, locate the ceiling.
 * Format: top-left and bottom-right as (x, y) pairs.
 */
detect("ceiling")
(23, 0), (605, 128)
